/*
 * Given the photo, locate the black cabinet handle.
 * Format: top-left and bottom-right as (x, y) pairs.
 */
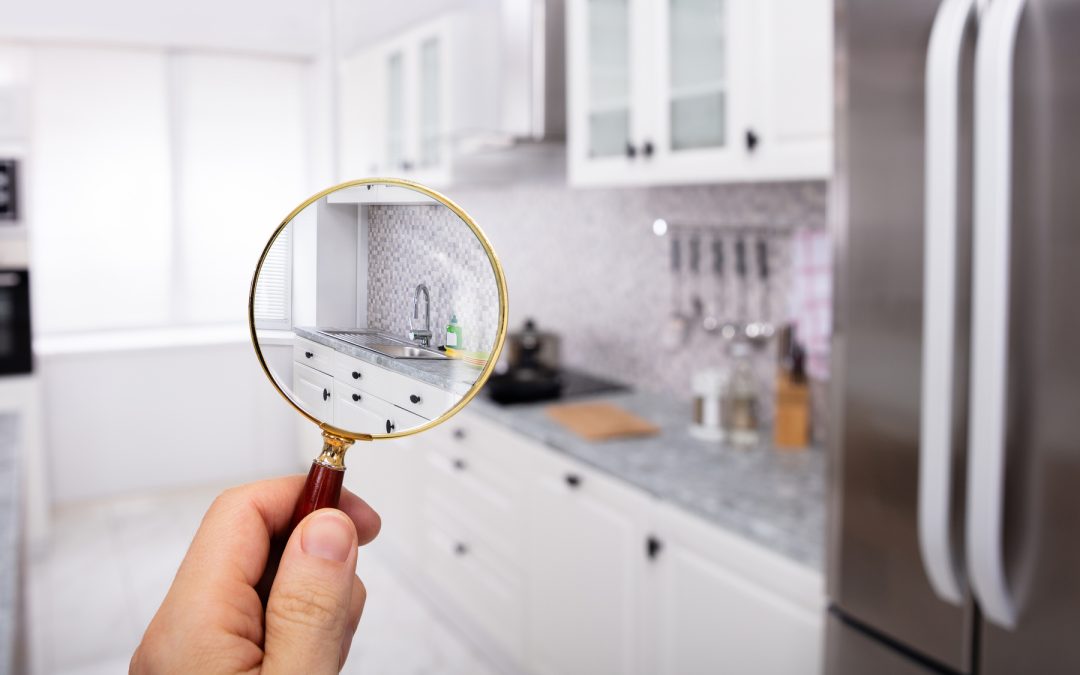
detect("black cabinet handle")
(647, 535), (663, 560)
(643, 140), (654, 158)
(565, 473), (582, 489)
(746, 128), (760, 152)
(452, 428), (466, 441)
(625, 142), (637, 159)
(305, 351), (314, 359)
(402, 160), (414, 171)
(454, 542), (468, 556)
(351, 393), (361, 402)
(409, 394), (421, 404)
(322, 388), (330, 401)
(351, 371), (362, 379)
(385, 419), (395, 433)
(452, 458), (466, 471)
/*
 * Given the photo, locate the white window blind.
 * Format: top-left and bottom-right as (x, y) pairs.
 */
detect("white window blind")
(253, 227), (291, 328)
(23, 44), (308, 335)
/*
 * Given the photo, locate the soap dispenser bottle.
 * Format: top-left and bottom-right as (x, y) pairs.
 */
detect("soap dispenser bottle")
(445, 313), (462, 349)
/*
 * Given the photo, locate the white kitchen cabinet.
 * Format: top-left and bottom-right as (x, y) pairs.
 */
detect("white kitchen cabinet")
(567, 0), (831, 186)
(644, 502), (825, 675)
(525, 448), (651, 675)
(291, 361), (333, 421)
(338, 9), (499, 186)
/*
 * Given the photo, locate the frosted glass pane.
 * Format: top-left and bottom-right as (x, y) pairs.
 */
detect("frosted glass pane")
(587, 0), (631, 157)
(386, 52), (405, 170)
(173, 53), (307, 325)
(29, 46), (173, 333)
(669, 0), (727, 150)
(419, 38), (440, 168)
(671, 92), (726, 150)
(588, 110), (629, 158)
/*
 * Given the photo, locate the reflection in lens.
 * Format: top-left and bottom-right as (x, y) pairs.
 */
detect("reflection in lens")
(253, 182), (501, 437)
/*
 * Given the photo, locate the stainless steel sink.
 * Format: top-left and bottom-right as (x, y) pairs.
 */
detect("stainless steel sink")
(316, 329), (449, 360)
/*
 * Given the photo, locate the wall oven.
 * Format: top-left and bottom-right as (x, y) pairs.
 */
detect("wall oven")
(0, 268), (31, 375)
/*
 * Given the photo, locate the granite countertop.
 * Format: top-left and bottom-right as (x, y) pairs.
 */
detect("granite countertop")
(469, 391), (827, 571)
(295, 327), (479, 395)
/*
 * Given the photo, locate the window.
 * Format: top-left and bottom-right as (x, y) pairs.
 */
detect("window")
(25, 44), (308, 335)
(253, 226), (291, 329)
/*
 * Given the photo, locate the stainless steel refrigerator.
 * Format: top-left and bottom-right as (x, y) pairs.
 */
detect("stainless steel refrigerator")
(826, 0), (1080, 672)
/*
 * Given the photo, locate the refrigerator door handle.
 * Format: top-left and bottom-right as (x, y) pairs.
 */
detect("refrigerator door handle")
(919, 0), (978, 607)
(967, 0), (1026, 631)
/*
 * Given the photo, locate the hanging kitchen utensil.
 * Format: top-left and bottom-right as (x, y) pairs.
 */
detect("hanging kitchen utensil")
(732, 235), (749, 340)
(703, 235), (724, 333)
(662, 234), (690, 349)
(688, 233), (705, 321)
(746, 235), (776, 343)
(249, 178), (508, 542)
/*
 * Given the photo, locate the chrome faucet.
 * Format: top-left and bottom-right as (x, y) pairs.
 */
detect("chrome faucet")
(408, 283), (433, 347)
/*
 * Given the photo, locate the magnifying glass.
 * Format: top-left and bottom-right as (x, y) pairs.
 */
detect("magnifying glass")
(249, 178), (507, 531)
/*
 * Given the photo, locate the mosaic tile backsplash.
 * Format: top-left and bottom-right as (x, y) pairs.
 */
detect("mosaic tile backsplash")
(366, 204), (501, 354)
(443, 181), (829, 437)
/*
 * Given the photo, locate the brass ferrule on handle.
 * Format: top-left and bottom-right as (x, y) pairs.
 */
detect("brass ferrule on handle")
(315, 431), (355, 469)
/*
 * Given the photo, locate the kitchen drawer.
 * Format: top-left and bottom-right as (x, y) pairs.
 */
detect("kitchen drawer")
(333, 382), (389, 436)
(334, 380), (427, 435)
(421, 508), (524, 661)
(425, 410), (536, 477)
(423, 446), (524, 563)
(332, 350), (455, 421)
(294, 336), (334, 375)
(292, 361), (334, 422)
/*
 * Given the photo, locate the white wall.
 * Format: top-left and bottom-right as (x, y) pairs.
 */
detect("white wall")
(39, 341), (300, 504)
(0, 0), (322, 56)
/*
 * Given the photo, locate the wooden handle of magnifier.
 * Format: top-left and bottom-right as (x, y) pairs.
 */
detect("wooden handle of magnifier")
(289, 461), (345, 529)
(258, 433), (352, 603)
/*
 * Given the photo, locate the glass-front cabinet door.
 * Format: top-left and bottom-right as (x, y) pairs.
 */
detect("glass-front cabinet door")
(385, 50), (407, 172)
(652, 0), (749, 181)
(417, 36), (441, 171)
(568, 0), (645, 184)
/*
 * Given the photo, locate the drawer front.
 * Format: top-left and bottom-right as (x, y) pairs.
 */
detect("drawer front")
(421, 509), (524, 660)
(425, 410), (536, 477)
(294, 336), (334, 375)
(332, 350), (455, 421)
(333, 380), (427, 435)
(423, 447), (524, 563)
(332, 382), (388, 436)
(293, 361), (333, 422)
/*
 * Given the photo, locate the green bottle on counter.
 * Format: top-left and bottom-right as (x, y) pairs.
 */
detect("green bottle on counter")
(445, 313), (462, 349)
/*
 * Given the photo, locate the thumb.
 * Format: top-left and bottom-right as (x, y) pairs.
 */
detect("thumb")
(263, 508), (358, 675)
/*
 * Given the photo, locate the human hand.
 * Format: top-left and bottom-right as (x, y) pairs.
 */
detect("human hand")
(130, 475), (381, 674)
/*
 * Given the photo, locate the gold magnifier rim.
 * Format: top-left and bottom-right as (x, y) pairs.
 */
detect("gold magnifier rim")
(248, 177), (509, 442)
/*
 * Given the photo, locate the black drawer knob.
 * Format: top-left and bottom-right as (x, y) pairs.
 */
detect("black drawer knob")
(452, 458), (466, 471)
(409, 394), (421, 404)
(454, 542), (468, 556)
(746, 128), (760, 152)
(565, 473), (582, 489)
(643, 140), (654, 158)
(452, 428), (466, 441)
(352, 371), (362, 379)
(322, 388), (330, 401)
(351, 393), (361, 402)
(305, 351), (314, 358)
(625, 141), (637, 159)
(385, 419), (395, 434)
(647, 535), (663, 560)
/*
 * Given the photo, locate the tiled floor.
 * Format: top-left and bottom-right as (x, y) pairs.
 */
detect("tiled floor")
(25, 485), (499, 675)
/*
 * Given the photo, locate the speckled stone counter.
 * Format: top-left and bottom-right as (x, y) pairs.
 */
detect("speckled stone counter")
(294, 327), (479, 395)
(468, 391), (827, 571)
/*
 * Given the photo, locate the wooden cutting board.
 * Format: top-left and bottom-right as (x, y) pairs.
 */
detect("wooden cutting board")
(545, 401), (660, 441)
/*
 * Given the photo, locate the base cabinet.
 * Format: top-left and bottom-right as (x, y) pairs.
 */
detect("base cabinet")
(366, 410), (825, 675)
(525, 451), (649, 675)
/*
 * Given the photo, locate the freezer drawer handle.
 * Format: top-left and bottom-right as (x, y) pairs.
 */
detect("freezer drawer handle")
(917, 0), (978, 608)
(966, 0), (1027, 630)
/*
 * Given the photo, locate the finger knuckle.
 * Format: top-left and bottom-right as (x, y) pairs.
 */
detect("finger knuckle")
(269, 584), (344, 631)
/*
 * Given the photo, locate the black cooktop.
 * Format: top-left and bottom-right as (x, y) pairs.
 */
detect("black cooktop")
(486, 367), (628, 406)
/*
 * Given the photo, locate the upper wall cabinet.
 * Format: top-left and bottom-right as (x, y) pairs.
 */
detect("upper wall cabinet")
(567, 0), (832, 186)
(339, 10), (500, 186)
